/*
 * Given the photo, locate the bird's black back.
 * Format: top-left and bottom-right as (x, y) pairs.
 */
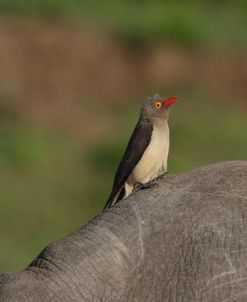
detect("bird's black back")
(104, 116), (153, 210)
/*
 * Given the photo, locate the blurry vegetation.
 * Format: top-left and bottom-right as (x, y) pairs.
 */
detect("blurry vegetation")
(0, 123), (101, 272)
(0, 0), (247, 47)
(0, 0), (247, 273)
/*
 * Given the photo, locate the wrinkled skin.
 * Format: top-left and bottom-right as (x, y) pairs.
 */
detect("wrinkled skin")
(1, 161), (247, 302)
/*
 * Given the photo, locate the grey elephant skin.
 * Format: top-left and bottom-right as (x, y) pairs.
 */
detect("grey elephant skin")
(1, 161), (247, 302)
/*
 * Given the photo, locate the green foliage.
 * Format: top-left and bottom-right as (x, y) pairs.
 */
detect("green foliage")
(0, 0), (247, 275)
(0, 0), (247, 46)
(0, 125), (100, 272)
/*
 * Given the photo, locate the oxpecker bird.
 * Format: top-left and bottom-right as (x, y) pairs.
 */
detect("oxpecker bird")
(104, 94), (177, 210)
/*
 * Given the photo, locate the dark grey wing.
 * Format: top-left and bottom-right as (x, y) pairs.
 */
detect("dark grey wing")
(104, 117), (153, 210)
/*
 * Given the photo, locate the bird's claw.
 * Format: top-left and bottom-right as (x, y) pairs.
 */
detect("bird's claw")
(156, 171), (168, 180)
(133, 182), (143, 192)
(133, 172), (168, 192)
(142, 179), (159, 189)
(133, 180), (158, 192)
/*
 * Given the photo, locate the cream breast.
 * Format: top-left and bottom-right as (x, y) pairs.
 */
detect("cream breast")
(125, 120), (169, 196)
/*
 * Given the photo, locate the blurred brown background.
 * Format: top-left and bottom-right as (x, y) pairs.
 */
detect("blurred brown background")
(0, 1), (246, 273)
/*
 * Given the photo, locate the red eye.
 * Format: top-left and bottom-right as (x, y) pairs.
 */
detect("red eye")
(155, 102), (162, 109)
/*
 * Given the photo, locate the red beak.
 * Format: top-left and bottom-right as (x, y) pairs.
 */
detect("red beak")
(163, 96), (178, 107)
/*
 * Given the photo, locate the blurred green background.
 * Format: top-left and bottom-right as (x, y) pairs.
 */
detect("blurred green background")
(0, 0), (247, 273)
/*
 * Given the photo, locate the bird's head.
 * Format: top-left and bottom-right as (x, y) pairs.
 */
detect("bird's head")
(141, 94), (178, 121)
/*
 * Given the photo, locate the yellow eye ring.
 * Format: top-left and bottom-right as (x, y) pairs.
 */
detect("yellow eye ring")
(155, 101), (162, 109)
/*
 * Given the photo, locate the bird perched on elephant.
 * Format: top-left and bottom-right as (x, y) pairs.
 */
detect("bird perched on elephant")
(104, 94), (177, 209)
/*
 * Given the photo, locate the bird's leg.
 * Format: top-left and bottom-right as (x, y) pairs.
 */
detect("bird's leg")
(133, 172), (169, 192)
(142, 179), (159, 189)
(133, 179), (158, 192)
(133, 182), (144, 192)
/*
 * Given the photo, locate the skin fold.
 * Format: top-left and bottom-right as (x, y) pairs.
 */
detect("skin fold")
(1, 161), (247, 302)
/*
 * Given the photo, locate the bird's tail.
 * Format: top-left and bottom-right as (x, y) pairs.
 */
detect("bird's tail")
(103, 187), (125, 211)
